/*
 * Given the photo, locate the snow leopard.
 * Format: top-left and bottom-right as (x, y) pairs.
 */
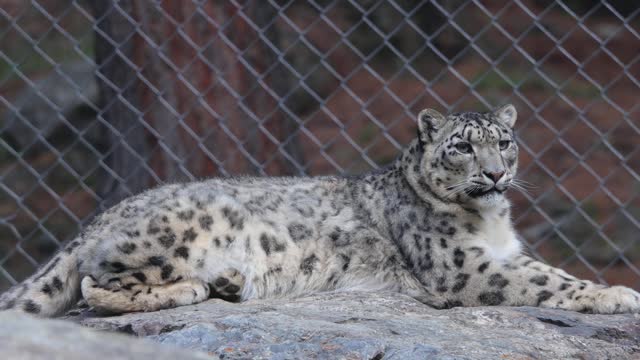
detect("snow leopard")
(1, 104), (638, 317)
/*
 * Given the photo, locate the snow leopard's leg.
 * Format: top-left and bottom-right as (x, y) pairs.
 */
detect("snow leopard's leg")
(393, 270), (445, 307)
(84, 267), (245, 313)
(81, 276), (210, 314)
(98, 267), (245, 301)
(442, 247), (640, 314)
(343, 230), (443, 307)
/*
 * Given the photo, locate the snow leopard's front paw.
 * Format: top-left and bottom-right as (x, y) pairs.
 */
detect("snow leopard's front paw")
(585, 286), (640, 314)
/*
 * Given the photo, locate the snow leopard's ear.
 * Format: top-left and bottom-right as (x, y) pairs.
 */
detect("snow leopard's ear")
(417, 108), (447, 145)
(493, 104), (517, 128)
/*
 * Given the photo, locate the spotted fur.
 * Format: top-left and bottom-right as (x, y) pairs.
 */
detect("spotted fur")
(1, 105), (638, 317)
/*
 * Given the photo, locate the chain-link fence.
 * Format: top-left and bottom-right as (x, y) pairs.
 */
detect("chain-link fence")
(0, 0), (639, 292)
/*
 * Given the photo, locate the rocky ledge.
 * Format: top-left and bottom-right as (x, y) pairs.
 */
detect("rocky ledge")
(2, 291), (639, 359)
(0, 311), (211, 360)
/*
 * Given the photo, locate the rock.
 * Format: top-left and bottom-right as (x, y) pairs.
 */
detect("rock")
(65, 291), (640, 359)
(0, 311), (215, 360)
(2, 60), (99, 150)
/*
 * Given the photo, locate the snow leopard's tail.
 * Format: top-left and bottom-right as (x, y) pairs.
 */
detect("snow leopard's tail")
(0, 238), (82, 317)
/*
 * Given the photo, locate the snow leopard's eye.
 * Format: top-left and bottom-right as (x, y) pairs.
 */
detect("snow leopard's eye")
(499, 140), (511, 151)
(455, 142), (473, 154)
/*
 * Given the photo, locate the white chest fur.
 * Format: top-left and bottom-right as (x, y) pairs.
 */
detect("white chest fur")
(472, 209), (522, 262)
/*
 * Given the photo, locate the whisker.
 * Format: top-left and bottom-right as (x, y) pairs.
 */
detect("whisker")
(445, 180), (471, 191)
(511, 179), (537, 189)
(443, 182), (472, 199)
(507, 179), (530, 190)
(509, 182), (531, 196)
(462, 184), (483, 196)
(511, 182), (535, 189)
(444, 187), (467, 198)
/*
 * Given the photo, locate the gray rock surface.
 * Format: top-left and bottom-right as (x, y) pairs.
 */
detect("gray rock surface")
(0, 311), (215, 360)
(3, 60), (99, 149)
(65, 291), (640, 359)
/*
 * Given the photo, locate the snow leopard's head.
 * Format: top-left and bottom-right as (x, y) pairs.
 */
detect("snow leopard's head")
(415, 104), (519, 208)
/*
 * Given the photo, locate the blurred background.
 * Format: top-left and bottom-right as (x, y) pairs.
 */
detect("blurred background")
(0, 0), (639, 292)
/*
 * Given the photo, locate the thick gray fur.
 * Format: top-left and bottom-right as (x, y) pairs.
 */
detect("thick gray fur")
(1, 105), (638, 317)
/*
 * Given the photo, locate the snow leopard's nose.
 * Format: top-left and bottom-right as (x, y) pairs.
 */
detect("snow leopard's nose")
(483, 171), (505, 184)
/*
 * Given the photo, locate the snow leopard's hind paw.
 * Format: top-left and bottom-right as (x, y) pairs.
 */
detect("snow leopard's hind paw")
(209, 268), (245, 303)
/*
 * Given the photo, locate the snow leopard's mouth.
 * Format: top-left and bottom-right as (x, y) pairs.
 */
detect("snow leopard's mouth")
(468, 186), (506, 198)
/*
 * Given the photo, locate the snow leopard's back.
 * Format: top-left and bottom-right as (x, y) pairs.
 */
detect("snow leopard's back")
(0, 175), (409, 316)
